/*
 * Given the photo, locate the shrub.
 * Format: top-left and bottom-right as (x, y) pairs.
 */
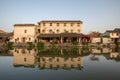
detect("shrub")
(72, 41), (79, 46)
(82, 41), (89, 46)
(102, 44), (106, 47)
(7, 42), (13, 50)
(27, 42), (34, 50)
(37, 41), (44, 50)
(49, 42), (56, 48)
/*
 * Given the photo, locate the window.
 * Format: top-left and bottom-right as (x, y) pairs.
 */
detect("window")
(56, 29), (59, 33)
(57, 58), (59, 61)
(64, 29), (66, 32)
(24, 30), (27, 33)
(42, 29), (45, 33)
(50, 23), (52, 26)
(71, 29), (73, 33)
(116, 33), (118, 36)
(17, 50), (19, 53)
(49, 29), (52, 33)
(77, 23), (80, 27)
(71, 23), (73, 27)
(112, 33), (114, 36)
(38, 29), (40, 33)
(64, 29), (68, 33)
(29, 50), (31, 54)
(15, 49), (17, 52)
(24, 58), (26, 62)
(17, 37), (19, 40)
(57, 23), (59, 26)
(64, 23), (66, 26)
(78, 29), (80, 33)
(42, 58), (45, 61)
(29, 38), (31, 41)
(43, 23), (46, 26)
(49, 58), (52, 62)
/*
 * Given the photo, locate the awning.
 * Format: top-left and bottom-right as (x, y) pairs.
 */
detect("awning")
(38, 33), (83, 38)
(60, 33), (80, 37)
(38, 34), (60, 38)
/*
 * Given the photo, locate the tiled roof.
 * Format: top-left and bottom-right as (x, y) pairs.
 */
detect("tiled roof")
(14, 24), (35, 26)
(38, 20), (83, 24)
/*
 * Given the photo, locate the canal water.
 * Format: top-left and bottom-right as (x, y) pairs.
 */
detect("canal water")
(0, 47), (120, 80)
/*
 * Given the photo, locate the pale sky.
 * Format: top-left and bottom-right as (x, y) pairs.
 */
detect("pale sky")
(0, 0), (120, 33)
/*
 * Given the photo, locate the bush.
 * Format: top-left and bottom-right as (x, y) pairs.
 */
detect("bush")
(49, 42), (56, 48)
(72, 41), (79, 46)
(102, 44), (106, 47)
(27, 42), (34, 50)
(82, 41), (89, 45)
(37, 41), (44, 50)
(7, 42), (13, 50)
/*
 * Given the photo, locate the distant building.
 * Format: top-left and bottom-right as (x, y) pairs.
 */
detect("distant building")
(91, 37), (111, 44)
(105, 30), (119, 43)
(89, 31), (100, 37)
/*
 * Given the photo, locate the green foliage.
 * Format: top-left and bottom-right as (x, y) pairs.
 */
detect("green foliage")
(82, 41), (89, 45)
(97, 42), (101, 45)
(116, 42), (120, 48)
(37, 41), (44, 50)
(7, 42), (13, 50)
(27, 42), (35, 50)
(49, 42), (56, 48)
(72, 41), (79, 46)
(71, 47), (79, 54)
(102, 44), (106, 47)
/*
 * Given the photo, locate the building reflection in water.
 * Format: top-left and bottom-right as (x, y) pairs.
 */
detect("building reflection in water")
(13, 48), (37, 67)
(37, 56), (83, 70)
(91, 47), (120, 61)
(91, 48), (112, 54)
(13, 48), (83, 70)
(12, 47), (120, 69)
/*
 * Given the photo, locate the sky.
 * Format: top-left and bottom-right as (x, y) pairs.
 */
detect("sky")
(0, 0), (120, 33)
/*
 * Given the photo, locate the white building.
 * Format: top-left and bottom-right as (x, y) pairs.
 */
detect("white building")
(91, 37), (111, 44)
(37, 20), (83, 43)
(37, 20), (82, 34)
(13, 48), (37, 67)
(14, 24), (37, 43)
(13, 20), (83, 43)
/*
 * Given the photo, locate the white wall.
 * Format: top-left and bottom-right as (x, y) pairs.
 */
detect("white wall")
(13, 48), (36, 66)
(91, 37), (101, 43)
(102, 37), (111, 43)
(39, 22), (82, 34)
(110, 33), (119, 38)
(14, 25), (36, 43)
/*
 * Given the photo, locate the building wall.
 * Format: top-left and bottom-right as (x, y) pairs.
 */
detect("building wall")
(91, 37), (111, 44)
(14, 25), (36, 43)
(110, 32), (119, 38)
(110, 52), (119, 58)
(13, 48), (36, 66)
(37, 56), (83, 69)
(102, 37), (111, 43)
(91, 37), (101, 43)
(38, 21), (82, 34)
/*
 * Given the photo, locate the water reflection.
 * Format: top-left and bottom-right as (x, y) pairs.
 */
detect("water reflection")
(10, 47), (120, 69)
(13, 48), (37, 68)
